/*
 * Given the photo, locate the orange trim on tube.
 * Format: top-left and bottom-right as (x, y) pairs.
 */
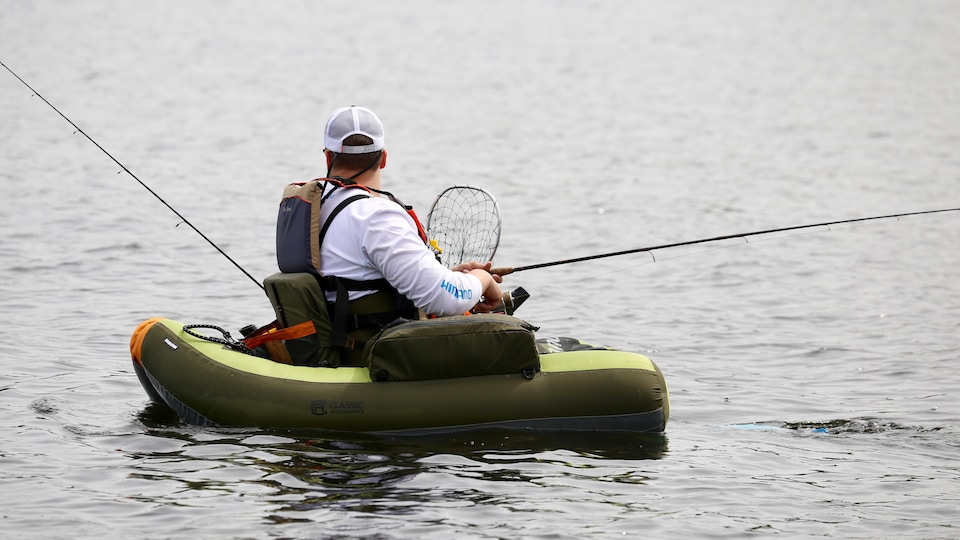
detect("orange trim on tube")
(130, 318), (165, 366)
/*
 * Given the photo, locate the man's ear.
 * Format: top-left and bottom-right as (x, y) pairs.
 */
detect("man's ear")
(324, 150), (334, 169)
(380, 150), (388, 169)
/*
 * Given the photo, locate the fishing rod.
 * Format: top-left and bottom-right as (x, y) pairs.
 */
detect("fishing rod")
(1, 60), (264, 291)
(490, 207), (960, 277)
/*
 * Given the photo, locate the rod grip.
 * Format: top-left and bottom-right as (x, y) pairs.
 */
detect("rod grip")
(489, 267), (514, 277)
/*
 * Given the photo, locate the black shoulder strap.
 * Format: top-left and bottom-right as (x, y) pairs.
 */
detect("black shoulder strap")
(316, 192), (394, 294)
(319, 193), (369, 246)
(315, 192), (402, 353)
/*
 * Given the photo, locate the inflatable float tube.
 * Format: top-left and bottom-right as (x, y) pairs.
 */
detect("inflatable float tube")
(130, 318), (669, 434)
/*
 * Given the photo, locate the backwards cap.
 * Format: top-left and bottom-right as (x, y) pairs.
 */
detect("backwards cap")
(324, 106), (385, 154)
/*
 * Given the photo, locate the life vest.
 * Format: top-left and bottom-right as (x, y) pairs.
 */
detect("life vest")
(276, 177), (428, 273)
(260, 177), (426, 366)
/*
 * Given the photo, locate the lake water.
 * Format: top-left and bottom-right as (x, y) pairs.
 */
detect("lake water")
(2, 1), (959, 538)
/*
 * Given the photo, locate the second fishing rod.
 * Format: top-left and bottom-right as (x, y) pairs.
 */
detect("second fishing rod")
(490, 207), (960, 277)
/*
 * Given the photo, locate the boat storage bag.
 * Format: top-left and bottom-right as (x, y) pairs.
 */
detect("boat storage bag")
(362, 314), (540, 382)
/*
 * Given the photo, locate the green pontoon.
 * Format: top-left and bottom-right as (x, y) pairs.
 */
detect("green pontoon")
(130, 317), (669, 434)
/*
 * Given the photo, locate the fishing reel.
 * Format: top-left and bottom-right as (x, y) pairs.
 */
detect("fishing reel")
(492, 287), (530, 316)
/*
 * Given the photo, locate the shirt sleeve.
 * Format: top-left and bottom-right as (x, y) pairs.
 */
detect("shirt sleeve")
(361, 203), (484, 316)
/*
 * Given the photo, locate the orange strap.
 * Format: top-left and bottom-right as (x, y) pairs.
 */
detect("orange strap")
(243, 320), (316, 349)
(406, 208), (429, 243)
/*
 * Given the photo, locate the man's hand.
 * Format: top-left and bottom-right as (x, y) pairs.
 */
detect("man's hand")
(453, 261), (503, 313)
(452, 261), (503, 283)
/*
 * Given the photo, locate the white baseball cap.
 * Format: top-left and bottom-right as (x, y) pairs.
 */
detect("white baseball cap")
(323, 106), (385, 154)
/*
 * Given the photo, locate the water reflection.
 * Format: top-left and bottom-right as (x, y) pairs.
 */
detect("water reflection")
(132, 403), (667, 520)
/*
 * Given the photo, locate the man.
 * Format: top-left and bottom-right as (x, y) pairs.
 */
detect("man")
(317, 105), (502, 316)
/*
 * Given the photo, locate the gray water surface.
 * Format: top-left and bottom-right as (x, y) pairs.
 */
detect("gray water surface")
(2, 1), (959, 538)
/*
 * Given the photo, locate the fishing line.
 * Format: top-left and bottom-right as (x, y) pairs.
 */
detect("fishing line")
(490, 208), (960, 277)
(1, 60), (264, 291)
(536, 215), (957, 292)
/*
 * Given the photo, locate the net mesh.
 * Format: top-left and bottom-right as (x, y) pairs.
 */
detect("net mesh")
(426, 186), (502, 267)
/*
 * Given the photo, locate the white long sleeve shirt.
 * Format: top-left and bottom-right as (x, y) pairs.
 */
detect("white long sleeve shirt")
(318, 187), (483, 316)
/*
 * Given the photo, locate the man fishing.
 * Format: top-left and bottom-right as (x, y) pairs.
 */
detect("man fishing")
(278, 105), (502, 317)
